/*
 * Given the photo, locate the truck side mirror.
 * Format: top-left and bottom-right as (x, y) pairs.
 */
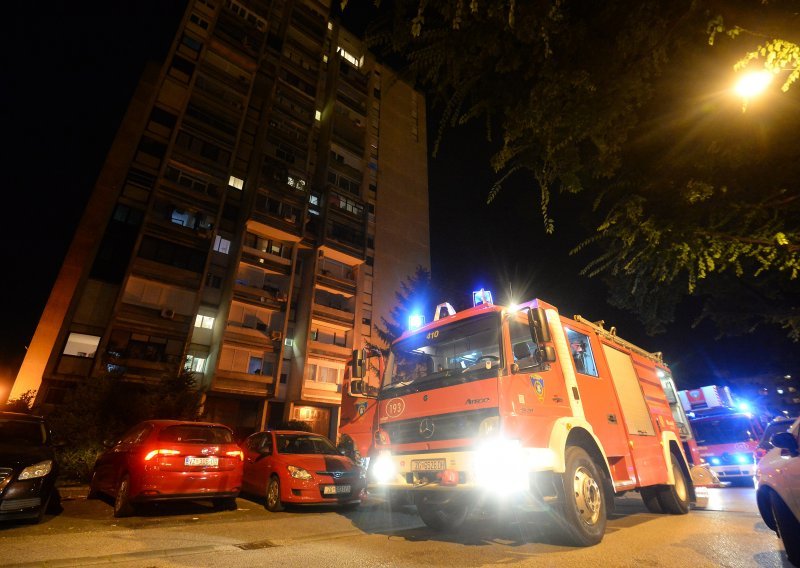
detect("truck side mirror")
(527, 307), (551, 343)
(540, 345), (557, 363)
(350, 379), (365, 396)
(351, 349), (365, 379)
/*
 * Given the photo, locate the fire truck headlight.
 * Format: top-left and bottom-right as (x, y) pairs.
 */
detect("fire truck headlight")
(371, 452), (396, 484)
(474, 439), (530, 494)
(478, 416), (500, 438)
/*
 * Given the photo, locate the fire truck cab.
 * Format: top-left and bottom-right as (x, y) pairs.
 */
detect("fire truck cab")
(350, 294), (695, 546)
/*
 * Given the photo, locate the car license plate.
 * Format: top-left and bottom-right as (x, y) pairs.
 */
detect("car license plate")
(185, 456), (218, 467)
(323, 485), (351, 495)
(411, 459), (446, 471)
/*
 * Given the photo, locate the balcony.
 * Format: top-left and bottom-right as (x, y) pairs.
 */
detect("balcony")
(316, 269), (355, 297)
(223, 323), (282, 349)
(240, 246), (292, 275)
(311, 302), (355, 330)
(232, 280), (288, 310)
(213, 368), (276, 396)
(301, 380), (343, 404)
(249, 209), (303, 240)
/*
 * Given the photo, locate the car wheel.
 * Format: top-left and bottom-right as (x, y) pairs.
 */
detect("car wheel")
(113, 475), (135, 518)
(656, 453), (691, 515)
(640, 487), (664, 513)
(87, 472), (101, 500)
(266, 476), (284, 512)
(212, 497), (238, 511)
(770, 491), (800, 565)
(555, 446), (607, 547)
(416, 499), (470, 532)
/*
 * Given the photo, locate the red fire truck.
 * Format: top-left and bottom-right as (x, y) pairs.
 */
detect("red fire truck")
(678, 385), (763, 484)
(349, 293), (695, 546)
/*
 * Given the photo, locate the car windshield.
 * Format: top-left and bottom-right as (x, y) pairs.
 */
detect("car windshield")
(157, 425), (233, 444)
(0, 418), (47, 445)
(383, 313), (501, 390)
(276, 434), (339, 455)
(691, 415), (758, 445)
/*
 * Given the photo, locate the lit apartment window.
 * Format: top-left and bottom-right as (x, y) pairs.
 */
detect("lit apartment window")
(186, 355), (207, 373)
(307, 363), (340, 384)
(195, 315), (215, 329)
(63, 333), (101, 358)
(214, 235), (231, 254)
(228, 175), (244, 190)
(315, 110), (321, 121)
(327, 21), (333, 30)
(336, 46), (361, 68)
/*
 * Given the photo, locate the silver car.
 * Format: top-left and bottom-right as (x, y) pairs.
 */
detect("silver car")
(755, 416), (800, 565)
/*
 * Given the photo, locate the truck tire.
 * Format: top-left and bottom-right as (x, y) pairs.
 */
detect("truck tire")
(416, 499), (469, 532)
(640, 487), (664, 514)
(656, 453), (691, 515)
(557, 446), (607, 547)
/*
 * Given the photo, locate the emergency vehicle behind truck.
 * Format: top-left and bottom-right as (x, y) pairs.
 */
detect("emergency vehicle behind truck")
(679, 386), (763, 484)
(350, 294), (695, 546)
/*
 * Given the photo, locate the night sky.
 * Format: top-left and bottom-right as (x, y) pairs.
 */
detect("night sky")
(2, 1), (798, 401)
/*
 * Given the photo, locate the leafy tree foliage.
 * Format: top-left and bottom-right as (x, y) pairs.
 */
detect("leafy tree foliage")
(1, 390), (36, 413)
(374, 266), (458, 346)
(357, 0), (800, 339)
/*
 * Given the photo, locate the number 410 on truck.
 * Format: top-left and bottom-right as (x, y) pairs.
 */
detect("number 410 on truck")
(347, 293), (696, 546)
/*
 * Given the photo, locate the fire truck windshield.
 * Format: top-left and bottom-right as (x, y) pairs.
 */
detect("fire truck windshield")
(691, 415), (758, 445)
(382, 313), (502, 392)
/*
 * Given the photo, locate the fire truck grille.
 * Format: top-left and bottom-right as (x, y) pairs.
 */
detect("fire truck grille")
(383, 408), (499, 445)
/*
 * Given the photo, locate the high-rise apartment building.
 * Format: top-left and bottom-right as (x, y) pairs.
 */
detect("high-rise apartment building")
(12, 0), (429, 439)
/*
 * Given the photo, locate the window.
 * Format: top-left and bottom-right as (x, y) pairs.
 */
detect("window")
(315, 110), (321, 121)
(307, 362), (341, 384)
(205, 273), (223, 289)
(214, 235), (231, 254)
(336, 46), (361, 68)
(186, 355), (207, 373)
(565, 328), (599, 377)
(509, 315), (539, 371)
(195, 315), (215, 329)
(249, 356), (263, 375)
(228, 175), (244, 190)
(63, 333), (101, 358)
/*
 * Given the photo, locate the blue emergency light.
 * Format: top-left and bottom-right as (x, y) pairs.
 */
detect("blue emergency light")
(408, 313), (425, 331)
(472, 289), (493, 307)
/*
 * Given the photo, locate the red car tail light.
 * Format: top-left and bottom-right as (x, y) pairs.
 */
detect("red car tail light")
(144, 449), (180, 461)
(226, 450), (244, 461)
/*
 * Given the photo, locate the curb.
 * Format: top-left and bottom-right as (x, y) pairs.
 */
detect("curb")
(56, 484), (90, 500)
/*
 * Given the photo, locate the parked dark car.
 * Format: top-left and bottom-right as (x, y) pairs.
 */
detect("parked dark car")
(0, 411), (59, 523)
(89, 420), (243, 517)
(241, 430), (366, 511)
(754, 416), (796, 463)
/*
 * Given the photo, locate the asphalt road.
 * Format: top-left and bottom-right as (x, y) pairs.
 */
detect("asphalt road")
(0, 487), (792, 567)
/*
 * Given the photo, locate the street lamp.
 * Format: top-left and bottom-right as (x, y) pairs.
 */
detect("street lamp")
(734, 70), (773, 98)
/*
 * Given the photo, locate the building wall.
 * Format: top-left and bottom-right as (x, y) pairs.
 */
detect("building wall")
(11, 0), (430, 441)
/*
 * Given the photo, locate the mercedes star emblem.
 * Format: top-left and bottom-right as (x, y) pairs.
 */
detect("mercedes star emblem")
(419, 418), (435, 439)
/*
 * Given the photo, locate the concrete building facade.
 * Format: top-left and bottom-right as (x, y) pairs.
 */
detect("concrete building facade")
(12, 0), (429, 439)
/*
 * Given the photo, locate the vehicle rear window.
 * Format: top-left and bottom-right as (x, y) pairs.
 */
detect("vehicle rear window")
(0, 418), (47, 445)
(157, 425), (233, 444)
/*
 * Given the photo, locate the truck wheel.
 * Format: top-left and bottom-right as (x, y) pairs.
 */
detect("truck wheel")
(771, 491), (800, 565)
(417, 500), (469, 532)
(557, 446), (607, 546)
(656, 453), (690, 515)
(640, 487), (664, 513)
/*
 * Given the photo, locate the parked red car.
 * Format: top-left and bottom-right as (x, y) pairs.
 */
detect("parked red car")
(241, 430), (365, 511)
(89, 420), (243, 517)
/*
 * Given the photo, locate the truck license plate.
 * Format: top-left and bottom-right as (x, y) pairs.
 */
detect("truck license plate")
(323, 485), (351, 495)
(411, 459), (446, 471)
(185, 456), (218, 467)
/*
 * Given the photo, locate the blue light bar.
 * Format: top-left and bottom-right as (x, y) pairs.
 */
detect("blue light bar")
(472, 289), (493, 307)
(408, 314), (425, 331)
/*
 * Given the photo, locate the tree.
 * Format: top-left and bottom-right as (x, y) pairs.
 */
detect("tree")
(356, 0), (800, 339)
(374, 266), (456, 346)
(2, 389), (35, 413)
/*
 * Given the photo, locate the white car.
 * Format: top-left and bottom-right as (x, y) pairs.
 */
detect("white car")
(755, 416), (800, 565)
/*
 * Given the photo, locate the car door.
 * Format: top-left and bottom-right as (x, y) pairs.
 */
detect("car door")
(93, 423), (151, 493)
(782, 421), (800, 517)
(243, 432), (272, 494)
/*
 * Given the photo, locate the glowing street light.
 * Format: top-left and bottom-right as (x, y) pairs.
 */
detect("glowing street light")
(734, 70), (773, 98)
